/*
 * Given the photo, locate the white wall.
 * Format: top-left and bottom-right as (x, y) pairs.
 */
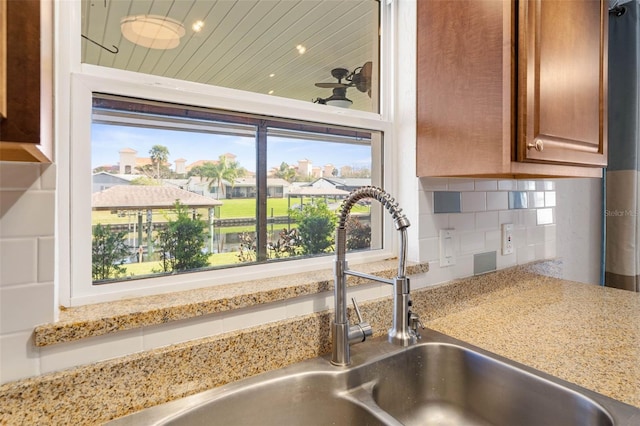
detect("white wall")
(0, 163), (57, 383)
(555, 178), (603, 285)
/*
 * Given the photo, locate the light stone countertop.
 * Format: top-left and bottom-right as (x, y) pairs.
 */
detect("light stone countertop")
(425, 274), (640, 409)
(2, 262), (640, 425)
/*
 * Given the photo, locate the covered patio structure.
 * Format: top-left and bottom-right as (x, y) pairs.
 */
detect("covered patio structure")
(92, 185), (223, 259)
(286, 186), (350, 230)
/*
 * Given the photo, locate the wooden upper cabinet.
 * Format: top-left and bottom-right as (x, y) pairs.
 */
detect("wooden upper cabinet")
(518, 0), (607, 166)
(0, 0), (50, 162)
(416, 0), (607, 178)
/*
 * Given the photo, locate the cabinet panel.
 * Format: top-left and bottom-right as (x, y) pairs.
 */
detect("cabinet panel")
(0, 0), (40, 144)
(416, 0), (606, 178)
(518, 0), (607, 166)
(416, 0), (513, 177)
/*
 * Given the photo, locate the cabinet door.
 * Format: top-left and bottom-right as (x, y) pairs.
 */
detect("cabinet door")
(518, 0), (607, 166)
(0, 0), (40, 144)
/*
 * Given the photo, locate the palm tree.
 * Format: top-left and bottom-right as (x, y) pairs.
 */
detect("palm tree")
(149, 145), (170, 180)
(191, 156), (246, 199)
(209, 155), (246, 199)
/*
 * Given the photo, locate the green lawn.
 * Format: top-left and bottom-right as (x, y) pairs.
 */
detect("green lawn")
(93, 197), (369, 225)
(120, 251), (244, 277)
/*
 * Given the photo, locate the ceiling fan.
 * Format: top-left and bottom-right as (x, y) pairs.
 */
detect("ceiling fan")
(313, 62), (373, 108)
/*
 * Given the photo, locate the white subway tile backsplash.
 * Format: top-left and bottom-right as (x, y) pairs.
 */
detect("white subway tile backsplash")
(418, 177), (448, 191)
(475, 211), (499, 230)
(222, 301), (288, 332)
(529, 192), (545, 208)
(485, 230), (501, 251)
(0, 283), (55, 333)
(0, 190), (55, 238)
(523, 210), (538, 227)
(517, 180), (536, 191)
(419, 237), (440, 262)
(0, 162), (42, 190)
(142, 315), (223, 350)
(497, 251), (517, 269)
(498, 180), (517, 191)
(474, 180), (498, 191)
(498, 210), (515, 225)
(459, 231), (485, 253)
(487, 192), (508, 211)
(545, 191), (556, 207)
(536, 208), (554, 225)
(418, 214), (449, 239)
(0, 239), (37, 286)
(448, 179), (475, 191)
(516, 245), (536, 264)
(39, 164), (56, 190)
(419, 179), (558, 288)
(543, 224), (557, 241)
(40, 329), (143, 374)
(0, 331), (41, 383)
(37, 237), (55, 283)
(461, 192), (486, 212)
(449, 213), (476, 231)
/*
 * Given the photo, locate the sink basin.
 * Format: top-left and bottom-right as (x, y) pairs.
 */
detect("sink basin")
(108, 330), (640, 425)
(369, 343), (613, 426)
(160, 373), (385, 426)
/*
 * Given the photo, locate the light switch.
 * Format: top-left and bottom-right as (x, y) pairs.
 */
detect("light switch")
(439, 228), (456, 267)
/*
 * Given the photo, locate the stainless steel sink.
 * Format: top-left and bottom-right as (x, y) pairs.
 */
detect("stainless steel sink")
(108, 330), (640, 425)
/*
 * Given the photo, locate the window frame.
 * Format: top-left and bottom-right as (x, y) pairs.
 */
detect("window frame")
(56, 0), (397, 307)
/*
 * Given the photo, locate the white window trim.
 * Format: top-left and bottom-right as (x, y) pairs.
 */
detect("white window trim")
(56, 0), (398, 307)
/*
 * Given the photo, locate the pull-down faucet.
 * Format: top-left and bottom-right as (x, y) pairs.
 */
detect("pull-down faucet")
(332, 186), (421, 366)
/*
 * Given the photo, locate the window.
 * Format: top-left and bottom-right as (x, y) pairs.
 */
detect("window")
(90, 94), (381, 284)
(59, 0), (394, 305)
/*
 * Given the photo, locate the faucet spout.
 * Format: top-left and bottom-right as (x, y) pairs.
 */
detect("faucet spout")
(331, 186), (420, 366)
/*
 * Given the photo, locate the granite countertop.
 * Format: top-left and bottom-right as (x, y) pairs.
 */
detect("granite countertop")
(424, 274), (640, 409)
(2, 263), (639, 425)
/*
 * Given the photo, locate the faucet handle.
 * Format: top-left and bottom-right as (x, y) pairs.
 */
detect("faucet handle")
(349, 298), (373, 343)
(351, 297), (365, 323)
(409, 311), (424, 340)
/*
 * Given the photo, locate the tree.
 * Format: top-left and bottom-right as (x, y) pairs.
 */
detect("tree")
(149, 145), (170, 180)
(92, 224), (130, 281)
(157, 201), (209, 272)
(345, 216), (371, 250)
(190, 155), (246, 199)
(273, 162), (297, 182)
(290, 199), (337, 255)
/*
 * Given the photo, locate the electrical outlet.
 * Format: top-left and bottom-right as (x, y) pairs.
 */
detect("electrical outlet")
(439, 228), (456, 267)
(502, 223), (514, 255)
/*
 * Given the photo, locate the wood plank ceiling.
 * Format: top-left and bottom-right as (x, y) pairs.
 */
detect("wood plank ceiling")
(81, 0), (379, 112)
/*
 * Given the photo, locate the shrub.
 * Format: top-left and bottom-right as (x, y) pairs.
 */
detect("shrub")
(92, 223), (130, 280)
(157, 201), (209, 272)
(290, 200), (337, 255)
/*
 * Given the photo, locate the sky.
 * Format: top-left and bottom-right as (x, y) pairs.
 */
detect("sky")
(91, 123), (372, 173)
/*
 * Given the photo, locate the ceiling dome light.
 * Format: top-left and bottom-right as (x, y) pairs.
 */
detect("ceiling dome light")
(121, 15), (185, 50)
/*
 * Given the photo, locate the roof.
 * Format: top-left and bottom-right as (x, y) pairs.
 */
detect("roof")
(287, 187), (349, 196)
(92, 185), (223, 210)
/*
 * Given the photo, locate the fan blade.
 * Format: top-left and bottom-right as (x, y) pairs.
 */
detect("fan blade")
(315, 82), (348, 88)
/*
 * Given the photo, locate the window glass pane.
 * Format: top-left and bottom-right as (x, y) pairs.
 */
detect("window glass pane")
(81, 0), (380, 113)
(90, 95), (381, 285)
(91, 96), (258, 283)
(266, 127), (379, 260)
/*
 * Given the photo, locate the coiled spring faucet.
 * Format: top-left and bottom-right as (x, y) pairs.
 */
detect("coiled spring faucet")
(332, 186), (421, 366)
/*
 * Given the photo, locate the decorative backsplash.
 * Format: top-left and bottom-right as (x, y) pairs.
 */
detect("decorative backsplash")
(417, 178), (556, 284)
